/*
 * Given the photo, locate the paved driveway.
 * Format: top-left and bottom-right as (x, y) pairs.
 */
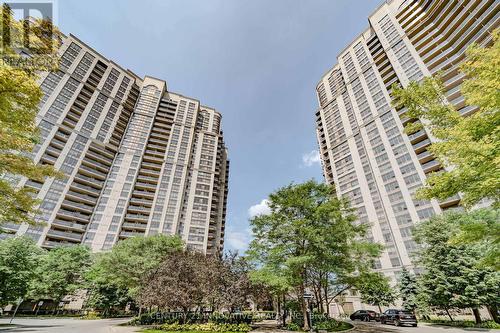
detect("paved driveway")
(349, 321), (500, 333)
(0, 317), (138, 333)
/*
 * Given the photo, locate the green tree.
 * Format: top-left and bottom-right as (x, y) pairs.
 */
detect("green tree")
(0, 5), (61, 227)
(29, 245), (91, 307)
(358, 273), (397, 313)
(413, 212), (499, 324)
(88, 234), (183, 299)
(392, 29), (500, 208)
(449, 208), (499, 271)
(137, 250), (207, 322)
(247, 180), (381, 330)
(398, 268), (418, 313)
(0, 236), (44, 307)
(85, 282), (130, 317)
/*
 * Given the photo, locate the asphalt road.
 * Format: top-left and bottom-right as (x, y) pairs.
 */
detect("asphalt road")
(349, 320), (500, 333)
(0, 317), (138, 333)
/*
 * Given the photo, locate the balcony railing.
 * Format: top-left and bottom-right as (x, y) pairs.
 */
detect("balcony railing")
(46, 229), (83, 241)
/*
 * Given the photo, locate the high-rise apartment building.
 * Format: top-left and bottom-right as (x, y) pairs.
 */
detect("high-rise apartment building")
(315, 0), (498, 279)
(2, 34), (229, 254)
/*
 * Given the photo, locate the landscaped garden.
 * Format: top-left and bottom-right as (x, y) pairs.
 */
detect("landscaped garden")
(129, 312), (354, 333)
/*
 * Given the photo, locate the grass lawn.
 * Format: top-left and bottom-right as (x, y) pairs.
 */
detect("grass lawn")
(328, 322), (353, 331)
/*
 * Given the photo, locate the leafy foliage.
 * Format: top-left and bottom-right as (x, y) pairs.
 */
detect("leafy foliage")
(87, 234), (183, 298)
(358, 273), (397, 312)
(0, 236), (43, 307)
(448, 208), (500, 271)
(398, 268), (418, 312)
(85, 282), (130, 317)
(413, 212), (499, 323)
(29, 245), (92, 302)
(0, 62), (59, 226)
(392, 30), (500, 207)
(159, 323), (252, 332)
(138, 250), (213, 317)
(247, 180), (382, 329)
(0, 5), (60, 227)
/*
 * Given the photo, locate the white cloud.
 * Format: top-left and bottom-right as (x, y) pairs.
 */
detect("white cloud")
(302, 150), (321, 167)
(226, 228), (252, 252)
(248, 199), (271, 218)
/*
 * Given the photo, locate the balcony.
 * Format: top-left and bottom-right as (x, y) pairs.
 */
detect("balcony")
(121, 222), (147, 231)
(130, 197), (153, 207)
(85, 151), (113, 166)
(133, 190), (155, 199)
(57, 209), (90, 222)
(147, 143), (166, 151)
(407, 130), (427, 144)
(412, 138), (431, 153)
(79, 165), (107, 180)
(60, 200), (94, 214)
(127, 205), (151, 214)
(45, 146), (61, 156)
(139, 169), (160, 178)
(42, 240), (74, 249)
(143, 155), (164, 164)
(135, 182), (157, 191)
(66, 190), (97, 205)
(124, 213), (149, 222)
(119, 230), (145, 238)
(51, 219), (87, 232)
(46, 229), (83, 242)
(141, 162), (162, 170)
(422, 159), (441, 173)
(417, 150), (433, 163)
(73, 176), (103, 189)
(40, 155), (57, 164)
(439, 194), (461, 209)
(71, 182), (101, 196)
(145, 149), (165, 159)
(62, 117), (77, 128)
(137, 175), (158, 183)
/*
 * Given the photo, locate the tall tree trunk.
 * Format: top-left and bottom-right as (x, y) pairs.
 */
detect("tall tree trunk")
(324, 279), (330, 317)
(487, 305), (499, 324)
(445, 308), (453, 322)
(276, 295), (281, 325)
(299, 283), (310, 331)
(472, 308), (482, 324)
(282, 294), (287, 327)
(377, 304), (382, 313)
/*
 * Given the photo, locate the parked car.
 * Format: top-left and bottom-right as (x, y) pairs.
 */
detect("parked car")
(380, 309), (417, 327)
(349, 310), (380, 322)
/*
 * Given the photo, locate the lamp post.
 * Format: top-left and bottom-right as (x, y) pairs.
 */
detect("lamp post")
(303, 291), (313, 332)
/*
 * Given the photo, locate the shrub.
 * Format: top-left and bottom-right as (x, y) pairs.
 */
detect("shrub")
(313, 318), (352, 332)
(285, 322), (301, 331)
(129, 312), (180, 325)
(209, 313), (253, 324)
(160, 323), (252, 332)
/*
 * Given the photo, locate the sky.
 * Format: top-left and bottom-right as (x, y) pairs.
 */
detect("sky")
(57, 0), (382, 252)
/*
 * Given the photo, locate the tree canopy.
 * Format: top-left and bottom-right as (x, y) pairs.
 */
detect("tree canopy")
(392, 29), (500, 208)
(0, 236), (43, 307)
(87, 234), (183, 298)
(413, 211), (499, 324)
(29, 245), (92, 303)
(0, 5), (61, 227)
(247, 180), (382, 329)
